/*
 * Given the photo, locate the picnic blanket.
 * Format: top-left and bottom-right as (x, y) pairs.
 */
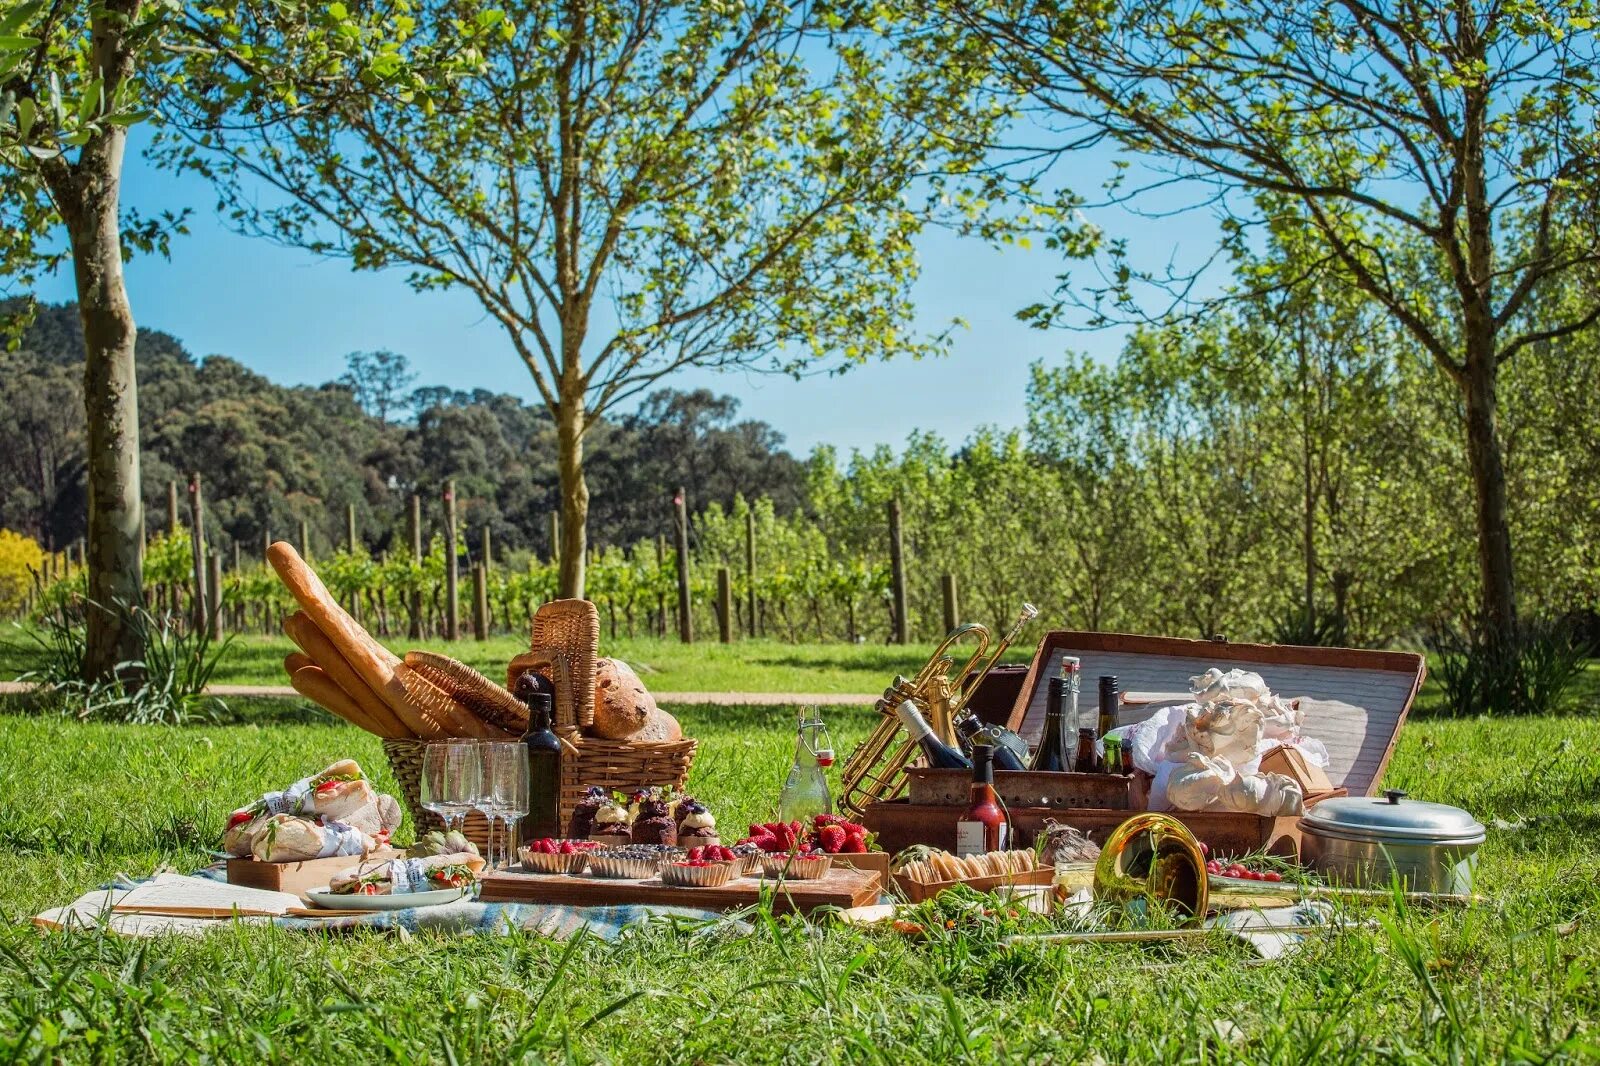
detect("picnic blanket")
(36, 867), (746, 941)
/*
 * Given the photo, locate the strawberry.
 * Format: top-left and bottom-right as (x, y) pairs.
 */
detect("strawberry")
(813, 814), (844, 828)
(816, 825), (847, 853)
(687, 846), (705, 862)
(788, 820), (804, 838)
(558, 841), (576, 854)
(838, 820), (866, 835)
(717, 846), (736, 861)
(840, 836), (868, 853)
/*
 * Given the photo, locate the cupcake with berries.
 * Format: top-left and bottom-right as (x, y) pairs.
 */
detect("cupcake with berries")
(675, 800), (720, 850)
(589, 797), (634, 848)
(630, 789), (678, 846)
(567, 786), (609, 840)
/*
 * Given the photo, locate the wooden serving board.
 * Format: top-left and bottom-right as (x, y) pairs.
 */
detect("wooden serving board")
(479, 866), (882, 916)
(227, 848), (400, 896)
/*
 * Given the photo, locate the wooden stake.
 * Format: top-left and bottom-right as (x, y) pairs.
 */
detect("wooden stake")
(942, 573), (959, 634)
(299, 519), (311, 561)
(472, 562), (489, 641)
(166, 480), (179, 535)
(408, 494), (423, 640)
(717, 567), (733, 644)
(745, 507), (757, 638)
(207, 552), (223, 640)
(888, 497), (908, 644)
(481, 526), (492, 573)
(346, 503), (358, 553)
(444, 479), (459, 641)
(188, 474), (207, 634)
(674, 488), (692, 643)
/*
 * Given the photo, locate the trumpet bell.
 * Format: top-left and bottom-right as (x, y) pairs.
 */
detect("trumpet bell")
(1092, 813), (1209, 924)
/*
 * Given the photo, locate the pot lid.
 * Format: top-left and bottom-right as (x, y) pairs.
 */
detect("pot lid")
(1302, 789), (1486, 846)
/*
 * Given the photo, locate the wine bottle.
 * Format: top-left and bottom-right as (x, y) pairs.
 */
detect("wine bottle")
(955, 714), (1028, 771)
(1097, 675), (1120, 741)
(1029, 676), (1073, 772)
(955, 744), (1008, 856)
(516, 683), (562, 843)
(894, 700), (972, 770)
(1103, 736), (1121, 777)
(1120, 737), (1136, 776)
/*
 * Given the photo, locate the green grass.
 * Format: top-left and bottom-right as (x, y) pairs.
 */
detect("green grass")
(3, 699), (1600, 1063)
(3, 630), (908, 694)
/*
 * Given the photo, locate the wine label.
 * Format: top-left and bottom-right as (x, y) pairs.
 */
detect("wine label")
(955, 821), (1008, 858)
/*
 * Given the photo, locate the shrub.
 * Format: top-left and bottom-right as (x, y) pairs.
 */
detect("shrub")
(8, 599), (231, 724)
(1425, 616), (1586, 717)
(0, 529), (45, 613)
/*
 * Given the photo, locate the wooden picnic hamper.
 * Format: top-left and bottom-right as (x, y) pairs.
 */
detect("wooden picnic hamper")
(384, 598), (696, 844)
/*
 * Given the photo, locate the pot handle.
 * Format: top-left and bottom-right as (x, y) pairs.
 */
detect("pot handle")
(1383, 789), (1408, 805)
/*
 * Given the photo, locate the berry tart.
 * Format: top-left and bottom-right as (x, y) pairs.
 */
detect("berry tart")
(520, 838), (602, 874)
(661, 855), (736, 888)
(760, 847), (833, 880)
(588, 843), (678, 879)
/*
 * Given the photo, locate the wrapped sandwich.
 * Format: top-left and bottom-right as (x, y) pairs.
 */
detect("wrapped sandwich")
(220, 759), (403, 858)
(329, 852), (484, 895)
(249, 814), (378, 863)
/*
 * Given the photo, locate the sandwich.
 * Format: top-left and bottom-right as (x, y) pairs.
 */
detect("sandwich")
(328, 852), (484, 895)
(249, 813), (377, 862)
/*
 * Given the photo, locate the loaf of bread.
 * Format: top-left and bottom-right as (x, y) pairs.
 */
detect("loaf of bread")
(592, 658), (657, 739)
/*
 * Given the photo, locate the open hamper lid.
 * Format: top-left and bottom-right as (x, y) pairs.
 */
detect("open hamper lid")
(1004, 632), (1426, 798)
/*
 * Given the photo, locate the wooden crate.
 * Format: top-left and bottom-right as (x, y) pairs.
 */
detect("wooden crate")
(1005, 630), (1425, 797)
(227, 848), (400, 896)
(907, 767), (1136, 810)
(864, 799), (1314, 858)
(829, 851), (892, 879)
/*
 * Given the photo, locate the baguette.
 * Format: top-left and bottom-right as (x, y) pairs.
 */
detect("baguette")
(282, 611), (417, 738)
(394, 663), (511, 739)
(269, 542), (431, 737)
(285, 651), (315, 676)
(290, 663), (379, 734)
(403, 651), (528, 734)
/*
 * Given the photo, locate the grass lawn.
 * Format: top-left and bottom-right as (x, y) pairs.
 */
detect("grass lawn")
(3, 691), (1600, 1063)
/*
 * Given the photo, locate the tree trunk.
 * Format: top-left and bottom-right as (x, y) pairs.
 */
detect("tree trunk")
(63, 128), (145, 682)
(1460, 340), (1517, 644)
(555, 396), (589, 598)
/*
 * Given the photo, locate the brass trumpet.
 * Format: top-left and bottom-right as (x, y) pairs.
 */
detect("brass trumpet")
(839, 603), (1038, 818)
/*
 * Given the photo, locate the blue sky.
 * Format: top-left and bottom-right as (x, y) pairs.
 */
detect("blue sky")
(30, 132), (1218, 458)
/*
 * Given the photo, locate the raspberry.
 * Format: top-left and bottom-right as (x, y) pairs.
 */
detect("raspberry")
(817, 825), (847, 853)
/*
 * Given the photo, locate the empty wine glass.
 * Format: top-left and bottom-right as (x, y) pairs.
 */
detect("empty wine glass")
(486, 742), (529, 869)
(470, 742), (506, 868)
(421, 740), (478, 832)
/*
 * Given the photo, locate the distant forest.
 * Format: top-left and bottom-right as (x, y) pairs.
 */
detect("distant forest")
(1, 301), (809, 559)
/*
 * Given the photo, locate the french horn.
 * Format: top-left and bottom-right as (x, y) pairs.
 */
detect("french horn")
(1092, 812), (1210, 924)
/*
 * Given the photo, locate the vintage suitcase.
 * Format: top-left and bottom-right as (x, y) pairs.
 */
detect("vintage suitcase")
(864, 631), (1425, 857)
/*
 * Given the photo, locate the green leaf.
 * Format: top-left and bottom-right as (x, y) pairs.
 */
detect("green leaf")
(326, 2), (349, 19)
(0, 2), (43, 38)
(0, 35), (42, 50)
(15, 96), (34, 141)
(78, 77), (102, 124)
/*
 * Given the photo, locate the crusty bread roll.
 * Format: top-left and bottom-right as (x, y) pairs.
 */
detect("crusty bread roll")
(630, 707), (683, 743)
(592, 658), (656, 739)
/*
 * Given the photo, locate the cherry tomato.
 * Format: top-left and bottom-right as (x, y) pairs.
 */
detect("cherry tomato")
(1263, 871), (1283, 882)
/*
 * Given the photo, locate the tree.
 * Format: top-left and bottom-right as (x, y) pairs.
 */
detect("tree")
(953, 0), (1600, 648)
(162, 0), (1007, 598)
(340, 349), (417, 425)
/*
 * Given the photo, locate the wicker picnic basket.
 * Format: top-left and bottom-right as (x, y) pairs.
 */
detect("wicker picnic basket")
(384, 598), (696, 842)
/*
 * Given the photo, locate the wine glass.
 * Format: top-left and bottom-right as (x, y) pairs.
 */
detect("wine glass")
(470, 742), (506, 868)
(487, 742), (529, 869)
(421, 740), (478, 832)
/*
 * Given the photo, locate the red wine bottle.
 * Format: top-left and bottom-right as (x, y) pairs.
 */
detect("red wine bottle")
(956, 745), (1008, 856)
(516, 682), (562, 842)
(1029, 676), (1073, 772)
(894, 700), (972, 769)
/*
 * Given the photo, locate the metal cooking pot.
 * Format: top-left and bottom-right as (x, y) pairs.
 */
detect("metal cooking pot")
(1300, 789), (1485, 894)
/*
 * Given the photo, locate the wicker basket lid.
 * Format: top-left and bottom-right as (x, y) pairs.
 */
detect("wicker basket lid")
(508, 598), (599, 731)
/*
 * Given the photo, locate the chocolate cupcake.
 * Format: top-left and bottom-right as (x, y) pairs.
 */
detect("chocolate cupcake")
(675, 800), (720, 849)
(567, 786), (608, 840)
(672, 794), (699, 831)
(630, 794), (677, 846)
(589, 798), (633, 848)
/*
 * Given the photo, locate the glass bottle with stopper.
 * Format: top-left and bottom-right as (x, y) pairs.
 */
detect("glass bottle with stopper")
(777, 708), (836, 821)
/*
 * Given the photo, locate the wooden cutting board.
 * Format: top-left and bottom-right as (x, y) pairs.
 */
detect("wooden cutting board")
(479, 866), (882, 916)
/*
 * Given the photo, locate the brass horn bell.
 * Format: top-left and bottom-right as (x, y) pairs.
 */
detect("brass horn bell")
(1092, 813), (1210, 924)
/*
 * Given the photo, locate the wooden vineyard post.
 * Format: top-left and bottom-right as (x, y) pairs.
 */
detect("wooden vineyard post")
(166, 480), (179, 534)
(745, 507), (757, 638)
(655, 535), (668, 638)
(407, 494), (423, 639)
(444, 479), (459, 641)
(942, 573), (960, 634)
(548, 511), (560, 571)
(481, 527), (492, 573)
(345, 503), (362, 624)
(888, 497), (909, 644)
(207, 552), (223, 640)
(299, 519), (311, 561)
(674, 488), (692, 644)
(188, 474), (207, 635)
(717, 567), (733, 644)
(472, 562), (489, 641)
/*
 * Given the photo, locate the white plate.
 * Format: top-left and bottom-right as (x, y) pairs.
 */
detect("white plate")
(302, 885), (470, 911)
